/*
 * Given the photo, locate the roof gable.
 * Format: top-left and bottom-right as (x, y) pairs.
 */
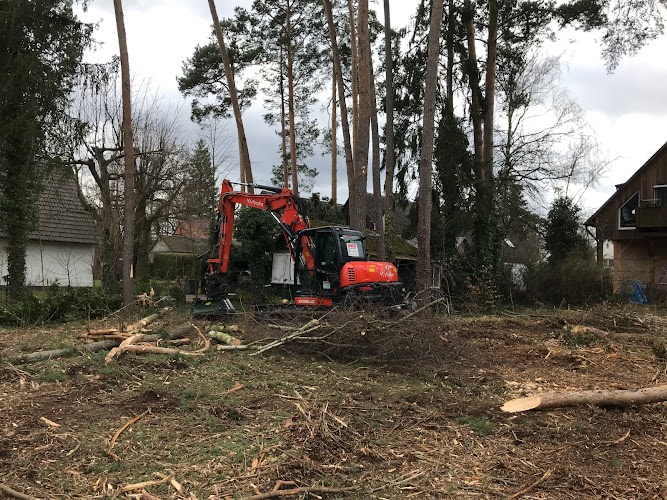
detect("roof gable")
(586, 139), (667, 226)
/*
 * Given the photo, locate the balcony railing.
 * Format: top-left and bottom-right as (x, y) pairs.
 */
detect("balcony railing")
(636, 206), (667, 230)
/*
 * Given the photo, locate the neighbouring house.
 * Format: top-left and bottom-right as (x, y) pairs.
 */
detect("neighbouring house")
(149, 218), (212, 295)
(585, 139), (667, 290)
(0, 171), (97, 288)
(149, 235), (210, 260)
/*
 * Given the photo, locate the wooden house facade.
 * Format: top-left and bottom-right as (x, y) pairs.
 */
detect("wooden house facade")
(585, 140), (667, 288)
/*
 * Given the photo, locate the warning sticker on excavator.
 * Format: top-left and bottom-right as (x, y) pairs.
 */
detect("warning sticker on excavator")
(347, 242), (360, 257)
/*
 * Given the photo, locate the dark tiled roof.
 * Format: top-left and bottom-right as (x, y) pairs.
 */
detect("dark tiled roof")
(0, 171), (97, 245)
(154, 235), (210, 255)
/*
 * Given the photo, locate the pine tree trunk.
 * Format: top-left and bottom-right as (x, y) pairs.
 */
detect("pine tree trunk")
(446, 0), (454, 116)
(382, 0), (395, 262)
(323, 0), (355, 223)
(331, 67), (337, 205)
(352, 0), (371, 232)
(347, 0), (358, 149)
(464, 0), (483, 165)
(113, 0), (136, 307)
(370, 71), (383, 259)
(286, 0), (299, 195)
(416, 0), (445, 295)
(208, 0), (254, 194)
(474, 0), (500, 281)
(280, 46), (289, 188)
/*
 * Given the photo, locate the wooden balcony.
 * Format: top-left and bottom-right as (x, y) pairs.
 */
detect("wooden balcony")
(637, 206), (667, 230)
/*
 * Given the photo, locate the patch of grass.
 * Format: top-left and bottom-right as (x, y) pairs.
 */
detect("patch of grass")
(19, 330), (71, 352)
(34, 368), (69, 383)
(456, 416), (494, 436)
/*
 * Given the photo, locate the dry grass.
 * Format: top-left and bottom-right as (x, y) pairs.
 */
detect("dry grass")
(1, 304), (667, 498)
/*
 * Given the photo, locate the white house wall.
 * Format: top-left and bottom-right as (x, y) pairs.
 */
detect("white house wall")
(0, 239), (94, 287)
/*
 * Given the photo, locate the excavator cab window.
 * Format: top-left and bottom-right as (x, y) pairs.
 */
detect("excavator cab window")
(339, 232), (366, 262)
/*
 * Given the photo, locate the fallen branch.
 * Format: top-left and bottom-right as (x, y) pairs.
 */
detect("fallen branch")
(107, 410), (148, 459)
(216, 345), (258, 351)
(223, 383), (245, 395)
(241, 486), (355, 500)
(105, 332), (146, 364)
(120, 475), (173, 493)
(39, 417), (60, 428)
(125, 307), (172, 334)
(250, 319), (321, 356)
(370, 470), (424, 493)
(155, 473), (183, 494)
(191, 324), (211, 353)
(0, 483), (41, 500)
(508, 468), (553, 499)
(502, 385), (667, 413)
(396, 297), (446, 324)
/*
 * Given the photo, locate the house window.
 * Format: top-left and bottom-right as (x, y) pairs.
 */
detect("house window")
(619, 191), (639, 229)
(655, 185), (667, 207)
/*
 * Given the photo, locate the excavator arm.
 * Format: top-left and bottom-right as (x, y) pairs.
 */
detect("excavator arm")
(207, 179), (313, 278)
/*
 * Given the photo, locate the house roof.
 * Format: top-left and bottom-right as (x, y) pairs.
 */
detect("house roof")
(152, 235), (210, 256)
(174, 217), (210, 239)
(585, 139), (667, 226)
(0, 171), (97, 245)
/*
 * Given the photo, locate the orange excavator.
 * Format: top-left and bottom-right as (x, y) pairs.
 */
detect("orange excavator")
(200, 179), (404, 313)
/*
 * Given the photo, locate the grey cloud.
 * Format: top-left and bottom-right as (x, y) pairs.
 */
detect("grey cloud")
(565, 65), (667, 117)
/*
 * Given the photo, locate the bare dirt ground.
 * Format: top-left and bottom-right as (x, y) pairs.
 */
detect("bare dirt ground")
(2, 305), (667, 499)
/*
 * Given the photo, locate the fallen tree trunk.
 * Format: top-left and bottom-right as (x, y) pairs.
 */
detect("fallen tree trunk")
(8, 325), (197, 364)
(502, 385), (667, 413)
(120, 345), (204, 357)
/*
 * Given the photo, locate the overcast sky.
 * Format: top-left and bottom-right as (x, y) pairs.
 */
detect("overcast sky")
(77, 0), (667, 218)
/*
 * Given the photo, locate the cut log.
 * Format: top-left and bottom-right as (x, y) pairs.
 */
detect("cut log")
(502, 385), (667, 413)
(208, 330), (242, 346)
(209, 324), (240, 333)
(120, 345), (204, 357)
(86, 328), (120, 336)
(9, 325), (197, 364)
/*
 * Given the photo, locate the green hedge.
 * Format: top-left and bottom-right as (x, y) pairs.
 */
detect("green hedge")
(0, 288), (122, 326)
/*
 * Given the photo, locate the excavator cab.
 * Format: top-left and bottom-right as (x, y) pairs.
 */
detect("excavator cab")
(294, 227), (404, 307)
